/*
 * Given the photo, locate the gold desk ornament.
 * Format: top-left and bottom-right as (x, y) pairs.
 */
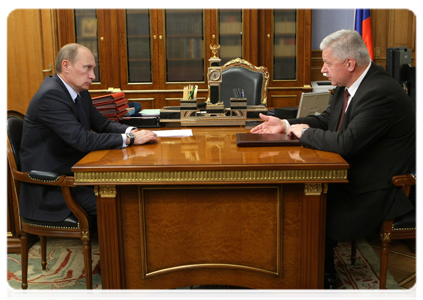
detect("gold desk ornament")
(210, 44), (220, 58)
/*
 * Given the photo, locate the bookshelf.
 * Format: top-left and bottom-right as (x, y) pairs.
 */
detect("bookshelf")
(74, 9), (101, 82)
(218, 9), (243, 65)
(273, 9), (297, 80)
(165, 9), (204, 82)
(57, 9), (312, 109)
(125, 10), (152, 83)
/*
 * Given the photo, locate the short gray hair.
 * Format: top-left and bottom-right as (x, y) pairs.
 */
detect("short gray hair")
(55, 43), (89, 73)
(320, 29), (371, 67)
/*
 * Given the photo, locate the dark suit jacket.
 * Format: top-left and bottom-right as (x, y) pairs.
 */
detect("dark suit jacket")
(19, 74), (130, 222)
(289, 63), (415, 240)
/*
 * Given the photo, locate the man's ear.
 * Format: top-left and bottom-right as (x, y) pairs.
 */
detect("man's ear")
(346, 58), (356, 72)
(62, 59), (70, 73)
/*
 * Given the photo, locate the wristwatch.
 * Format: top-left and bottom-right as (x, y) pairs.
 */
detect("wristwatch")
(126, 132), (135, 146)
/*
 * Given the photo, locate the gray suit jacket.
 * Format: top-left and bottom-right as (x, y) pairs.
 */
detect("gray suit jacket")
(19, 74), (130, 222)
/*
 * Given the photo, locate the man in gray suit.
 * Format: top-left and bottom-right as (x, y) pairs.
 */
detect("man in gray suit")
(19, 43), (158, 223)
(251, 30), (415, 288)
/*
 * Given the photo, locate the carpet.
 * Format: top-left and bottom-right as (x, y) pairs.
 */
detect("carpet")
(7, 236), (400, 290)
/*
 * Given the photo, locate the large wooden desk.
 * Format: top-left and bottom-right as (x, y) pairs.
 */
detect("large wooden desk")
(72, 127), (349, 289)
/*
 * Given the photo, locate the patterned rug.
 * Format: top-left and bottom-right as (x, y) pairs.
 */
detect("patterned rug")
(6, 236), (399, 290)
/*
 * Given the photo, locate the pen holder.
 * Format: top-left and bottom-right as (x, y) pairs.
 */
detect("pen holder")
(180, 98), (198, 110)
(230, 98), (247, 110)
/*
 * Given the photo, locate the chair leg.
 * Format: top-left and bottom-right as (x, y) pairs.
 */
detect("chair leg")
(40, 236), (47, 270)
(82, 239), (92, 289)
(351, 239), (357, 265)
(379, 220), (393, 300)
(20, 232), (29, 290)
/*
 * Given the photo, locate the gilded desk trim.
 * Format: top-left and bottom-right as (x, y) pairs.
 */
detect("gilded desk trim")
(75, 169), (347, 184)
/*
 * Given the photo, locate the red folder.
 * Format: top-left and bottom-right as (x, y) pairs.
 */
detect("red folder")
(100, 104), (129, 116)
(96, 98), (128, 110)
(107, 109), (129, 121)
(92, 92), (125, 105)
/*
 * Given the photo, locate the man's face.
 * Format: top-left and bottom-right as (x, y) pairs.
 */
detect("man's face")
(321, 47), (350, 87)
(64, 47), (96, 93)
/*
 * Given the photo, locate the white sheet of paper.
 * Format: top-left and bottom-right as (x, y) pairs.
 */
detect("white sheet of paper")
(152, 129), (193, 138)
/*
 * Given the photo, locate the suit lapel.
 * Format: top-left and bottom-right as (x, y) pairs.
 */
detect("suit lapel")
(335, 64), (378, 131)
(52, 74), (80, 120)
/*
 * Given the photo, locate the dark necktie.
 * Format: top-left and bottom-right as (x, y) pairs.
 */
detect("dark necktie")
(74, 94), (90, 130)
(337, 89), (350, 131)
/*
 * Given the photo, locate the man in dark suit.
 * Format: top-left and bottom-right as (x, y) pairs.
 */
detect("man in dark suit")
(19, 43), (159, 223)
(251, 30), (415, 288)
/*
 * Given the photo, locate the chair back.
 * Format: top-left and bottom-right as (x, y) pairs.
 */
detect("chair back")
(219, 58), (269, 108)
(7, 110), (24, 171)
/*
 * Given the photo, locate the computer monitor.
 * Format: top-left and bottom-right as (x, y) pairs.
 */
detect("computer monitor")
(386, 47), (412, 85)
(297, 91), (331, 118)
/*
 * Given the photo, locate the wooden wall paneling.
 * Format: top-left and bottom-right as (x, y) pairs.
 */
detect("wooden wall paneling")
(388, 9), (416, 51)
(40, 9), (57, 77)
(310, 50), (326, 82)
(296, 9), (305, 88)
(103, 9), (120, 89)
(411, 8), (420, 67)
(257, 9), (267, 68)
(56, 9), (73, 47)
(302, 9), (312, 88)
(371, 9), (390, 63)
(156, 9), (166, 92)
(268, 92), (300, 108)
(247, 9), (259, 66)
(128, 97), (156, 110)
(91, 10), (109, 91)
(7, 10), (44, 114)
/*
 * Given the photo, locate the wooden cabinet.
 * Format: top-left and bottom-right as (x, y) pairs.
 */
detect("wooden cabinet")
(57, 9), (110, 91)
(259, 9), (312, 108)
(56, 9), (311, 110)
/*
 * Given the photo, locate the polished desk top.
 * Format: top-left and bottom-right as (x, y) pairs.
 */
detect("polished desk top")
(72, 127), (349, 185)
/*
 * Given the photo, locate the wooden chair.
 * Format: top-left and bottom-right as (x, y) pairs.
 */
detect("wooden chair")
(351, 174), (416, 289)
(214, 58), (269, 108)
(7, 110), (94, 289)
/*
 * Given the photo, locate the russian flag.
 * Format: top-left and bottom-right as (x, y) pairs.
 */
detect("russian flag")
(354, 9), (374, 60)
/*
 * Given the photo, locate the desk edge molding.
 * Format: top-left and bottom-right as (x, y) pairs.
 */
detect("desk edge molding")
(75, 169), (348, 184)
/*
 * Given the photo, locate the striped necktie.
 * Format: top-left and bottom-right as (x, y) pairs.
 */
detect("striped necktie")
(74, 94), (90, 130)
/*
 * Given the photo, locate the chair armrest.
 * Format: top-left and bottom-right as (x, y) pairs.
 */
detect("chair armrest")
(392, 174), (416, 187)
(12, 168), (88, 230)
(28, 170), (60, 181)
(11, 168), (75, 186)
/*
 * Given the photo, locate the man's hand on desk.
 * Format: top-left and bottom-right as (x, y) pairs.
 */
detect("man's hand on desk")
(287, 124), (310, 138)
(250, 113), (287, 134)
(127, 129), (158, 146)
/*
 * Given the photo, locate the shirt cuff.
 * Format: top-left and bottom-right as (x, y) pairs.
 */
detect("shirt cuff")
(283, 119), (290, 132)
(122, 127), (137, 148)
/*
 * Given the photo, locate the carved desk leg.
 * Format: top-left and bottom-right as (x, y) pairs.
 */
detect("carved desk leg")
(300, 183), (328, 289)
(96, 185), (124, 289)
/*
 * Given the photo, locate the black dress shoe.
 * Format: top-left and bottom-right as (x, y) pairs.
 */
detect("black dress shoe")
(324, 271), (339, 289)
